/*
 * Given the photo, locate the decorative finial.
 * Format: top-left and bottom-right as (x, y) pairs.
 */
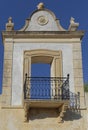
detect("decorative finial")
(37, 2), (44, 10)
(6, 17), (14, 31)
(68, 17), (79, 31)
(70, 17), (75, 24)
(8, 17), (12, 23)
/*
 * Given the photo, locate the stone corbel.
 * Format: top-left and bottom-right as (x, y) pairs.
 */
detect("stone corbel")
(57, 104), (64, 123)
(57, 103), (68, 123)
(68, 17), (79, 31)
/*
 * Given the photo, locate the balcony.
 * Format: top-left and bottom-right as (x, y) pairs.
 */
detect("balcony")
(23, 74), (80, 121)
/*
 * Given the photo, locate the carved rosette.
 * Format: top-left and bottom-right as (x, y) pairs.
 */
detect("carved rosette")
(37, 15), (49, 26)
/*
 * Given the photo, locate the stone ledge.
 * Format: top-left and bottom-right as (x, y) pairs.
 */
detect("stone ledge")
(24, 99), (69, 108)
(2, 31), (84, 41)
(1, 106), (23, 109)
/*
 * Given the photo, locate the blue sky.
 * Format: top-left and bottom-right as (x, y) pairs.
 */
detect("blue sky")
(0, 0), (88, 93)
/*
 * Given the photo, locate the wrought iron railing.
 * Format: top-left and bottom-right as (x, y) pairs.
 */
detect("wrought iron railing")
(24, 74), (80, 109)
(70, 92), (80, 109)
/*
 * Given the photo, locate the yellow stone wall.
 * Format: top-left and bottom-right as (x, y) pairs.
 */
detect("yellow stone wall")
(73, 43), (85, 108)
(0, 107), (87, 130)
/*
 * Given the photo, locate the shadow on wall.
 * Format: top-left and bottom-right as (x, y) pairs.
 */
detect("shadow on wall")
(28, 108), (58, 121)
(62, 109), (82, 121)
(27, 108), (82, 121)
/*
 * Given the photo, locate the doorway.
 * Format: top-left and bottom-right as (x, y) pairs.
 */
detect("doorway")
(24, 49), (62, 99)
(31, 63), (51, 99)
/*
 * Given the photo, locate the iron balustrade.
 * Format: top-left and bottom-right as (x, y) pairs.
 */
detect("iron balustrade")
(24, 74), (80, 109)
(70, 92), (80, 109)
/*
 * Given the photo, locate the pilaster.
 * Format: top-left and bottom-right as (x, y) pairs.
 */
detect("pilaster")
(2, 39), (13, 107)
(73, 42), (85, 108)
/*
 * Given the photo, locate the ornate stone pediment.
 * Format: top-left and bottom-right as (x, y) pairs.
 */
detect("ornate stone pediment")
(20, 3), (66, 31)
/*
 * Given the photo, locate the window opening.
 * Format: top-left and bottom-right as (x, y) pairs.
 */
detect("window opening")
(31, 63), (50, 99)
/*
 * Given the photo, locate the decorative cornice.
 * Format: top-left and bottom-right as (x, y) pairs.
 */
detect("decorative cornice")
(2, 31), (85, 42)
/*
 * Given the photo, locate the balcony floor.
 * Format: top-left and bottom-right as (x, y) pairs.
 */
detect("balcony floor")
(24, 99), (69, 108)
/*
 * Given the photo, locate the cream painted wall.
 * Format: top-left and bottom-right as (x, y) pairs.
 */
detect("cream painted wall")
(12, 43), (74, 106)
(25, 10), (59, 31)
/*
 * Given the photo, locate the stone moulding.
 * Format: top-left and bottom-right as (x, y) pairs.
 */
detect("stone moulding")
(2, 31), (85, 42)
